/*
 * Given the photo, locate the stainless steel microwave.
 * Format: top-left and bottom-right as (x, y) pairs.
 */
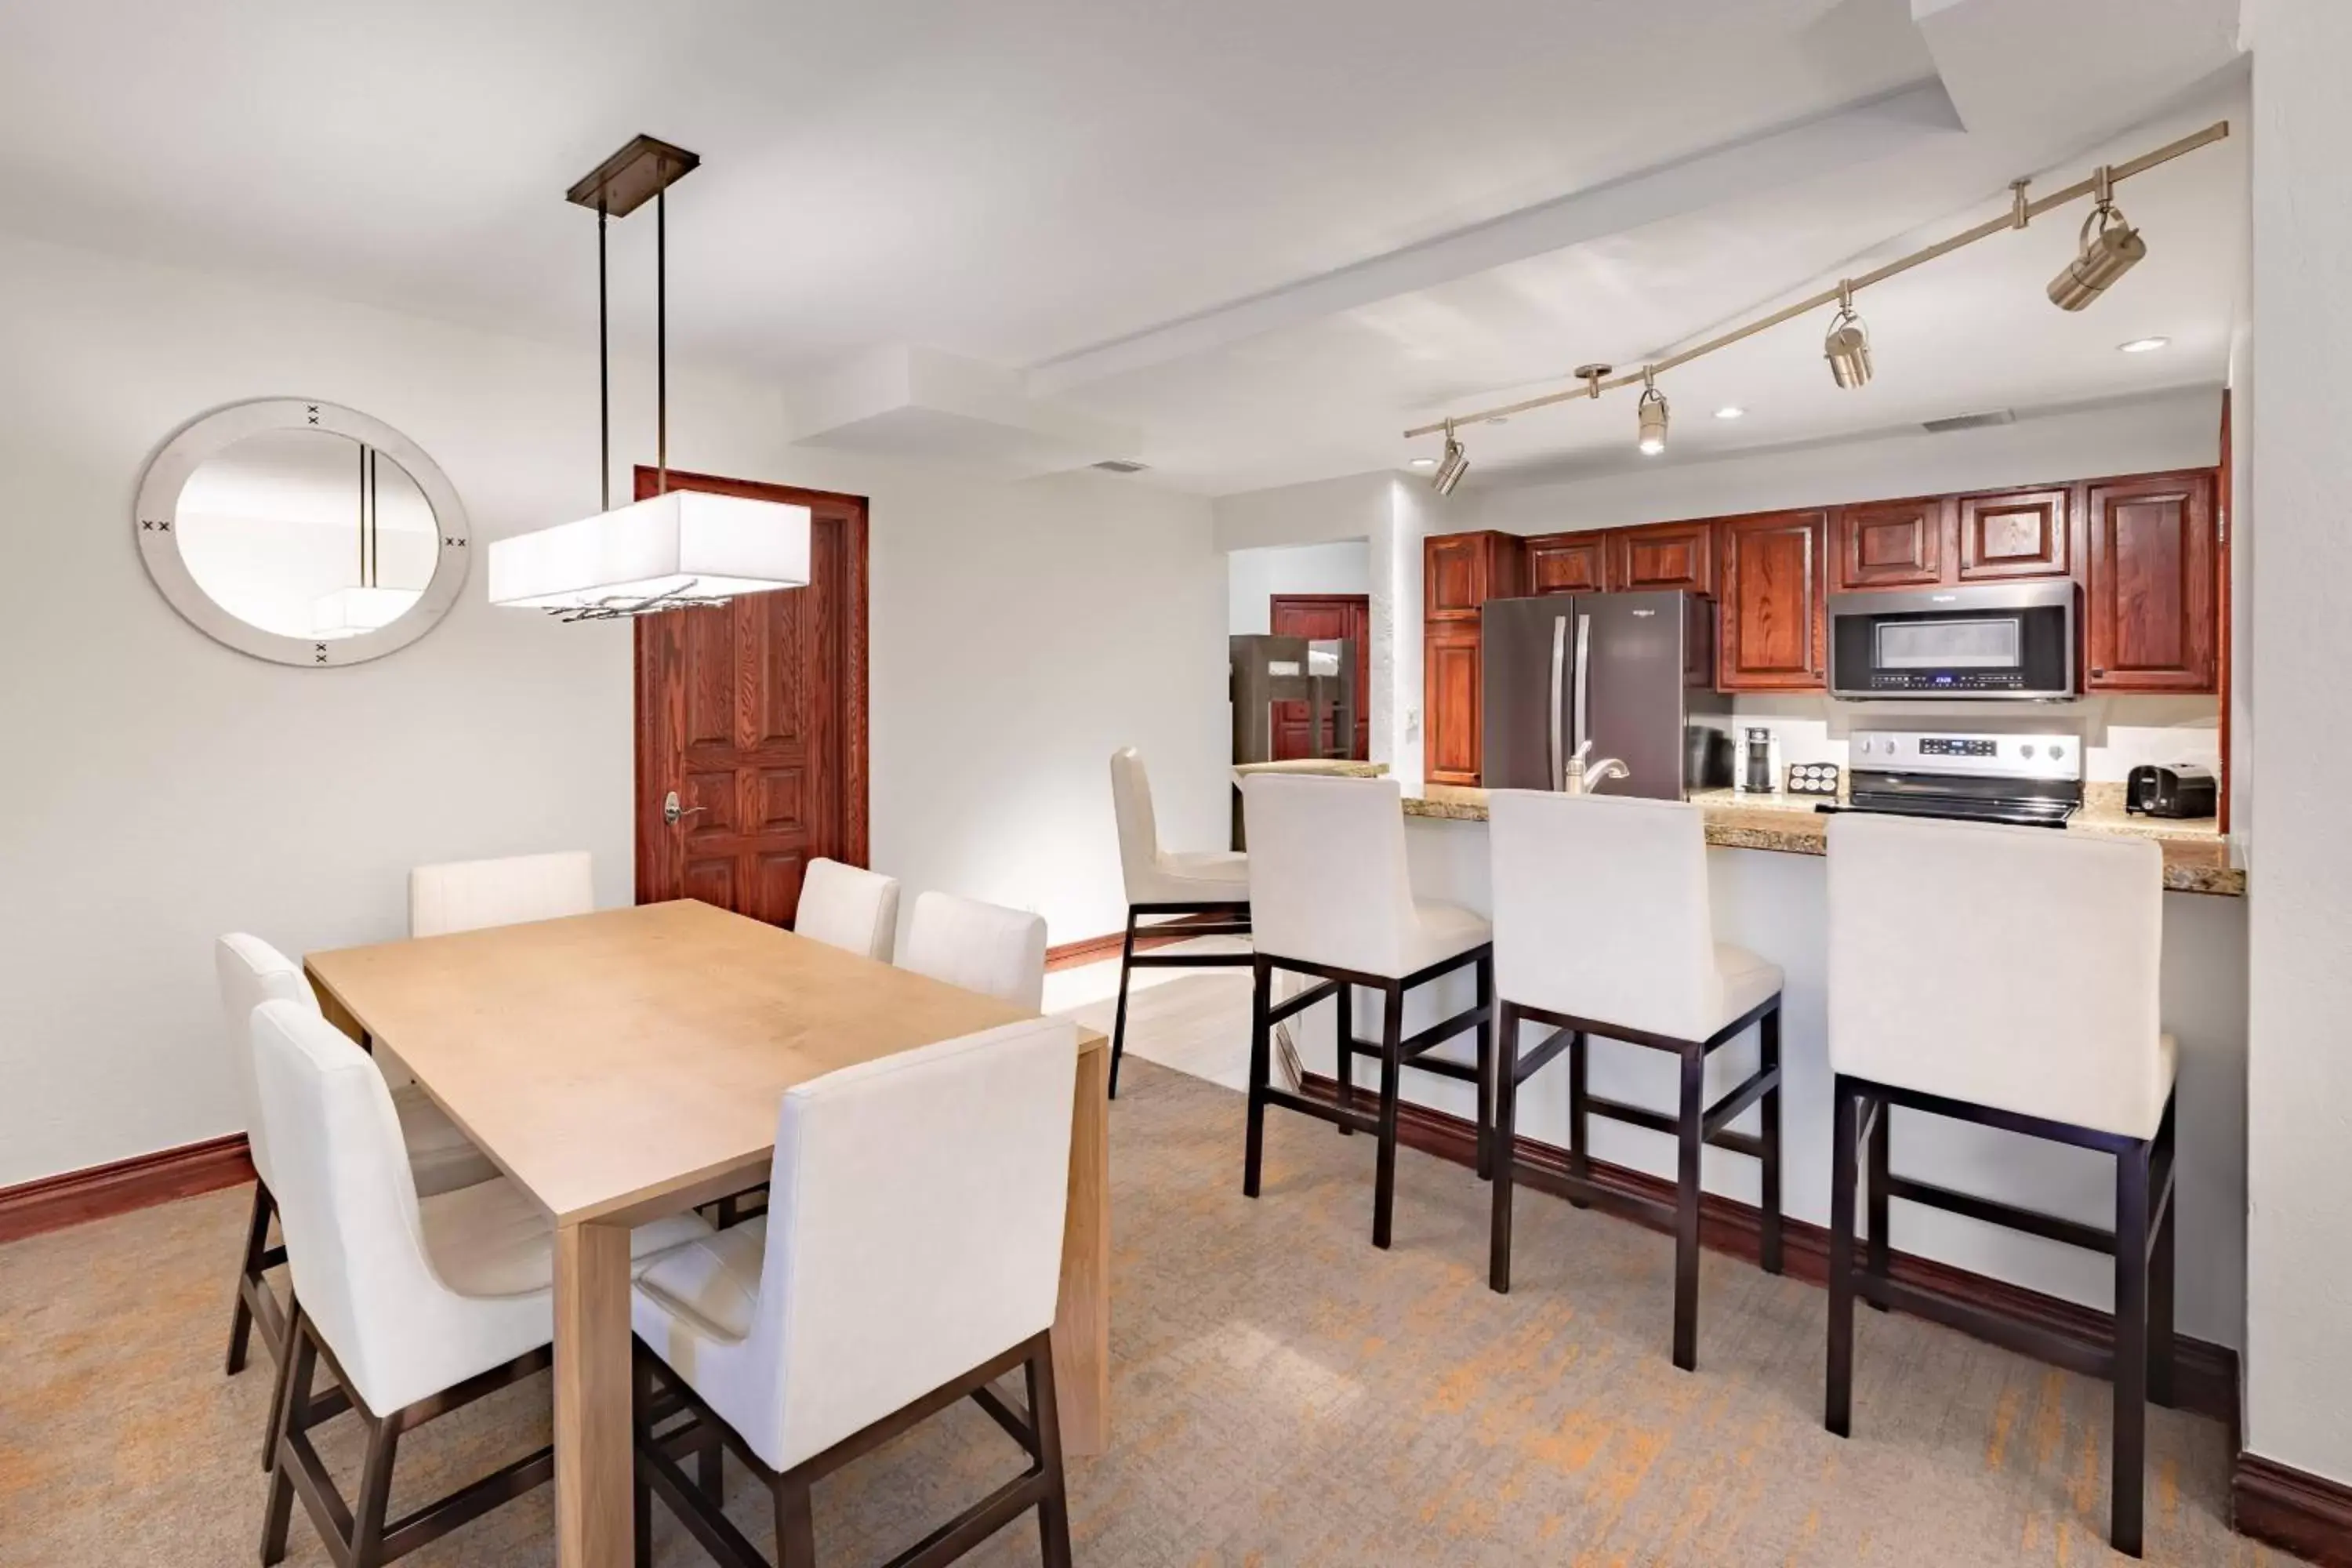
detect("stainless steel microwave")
(1828, 581), (2077, 699)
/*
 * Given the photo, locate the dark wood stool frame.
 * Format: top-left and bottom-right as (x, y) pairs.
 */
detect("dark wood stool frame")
(1244, 942), (1494, 1250)
(1488, 992), (1784, 1373)
(631, 1327), (1072, 1568)
(1109, 898), (1254, 1099)
(262, 1298), (556, 1568)
(1826, 1076), (2177, 1559)
(227, 1179), (289, 1394)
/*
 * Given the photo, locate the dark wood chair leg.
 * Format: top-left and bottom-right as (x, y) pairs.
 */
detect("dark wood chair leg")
(227, 1181), (274, 1376)
(697, 1426), (724, 1505)
(775, 1476), (818, 1568)
(1866, 1094), (1892, 1312)
(1243, 956), (1272, 1199)
(1566, 1031), (1592, 1209)
(1108, 909), (1138, 1100)
(1759, 1003), (1784, 1276)
(1473, 953), (1495, 1182)
(2112, 1138), (2151, 1559)
(1334, 980), (1354, 1135)
(633, 1354), (657, 1568)
(260, 1286), (299, 1472)
(1489, 1002), (1519, 1294)
(1371, 982), (1405, 1250)
(2150, 1105), (2178, 1410)
(1028, 1335), (1075, 1568)
(715, 1196), (740, 1229)
(1825, 1076), (1858, 1438)
(260, 1311), (317, 1566)
(1671, 1046), (1705, 1371)
(347, 1411), (401, 1568)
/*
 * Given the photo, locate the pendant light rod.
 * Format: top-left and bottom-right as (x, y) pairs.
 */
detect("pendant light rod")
(656, 183), (667, 496)
(1402, 119), (2230, 440)
(598, 202), (610, 513)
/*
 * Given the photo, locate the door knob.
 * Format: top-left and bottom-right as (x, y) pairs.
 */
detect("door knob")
(662, 789), (706, 826)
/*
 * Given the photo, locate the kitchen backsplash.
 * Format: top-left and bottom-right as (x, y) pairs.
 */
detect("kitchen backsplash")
(1721, 693), (2220, 784)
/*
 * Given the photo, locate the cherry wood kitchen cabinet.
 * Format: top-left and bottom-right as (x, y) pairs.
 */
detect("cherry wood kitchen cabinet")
(1421, 532), (1523, 784)
(1834, 495), (1949, 590)
(1717, 510), (1830, 691)
(1424, 530), (1524, 622)
(2083, 470), (2218, 693)
(1609, 519), (1715, 593)
(1956, 485), (2071, 581)
(1526, 532), (1607, 595)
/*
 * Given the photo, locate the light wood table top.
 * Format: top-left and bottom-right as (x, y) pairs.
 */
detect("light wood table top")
(307, 898), (1105, 1227)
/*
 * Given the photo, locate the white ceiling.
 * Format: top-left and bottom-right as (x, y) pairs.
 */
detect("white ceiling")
(0, 0), (2249, 496)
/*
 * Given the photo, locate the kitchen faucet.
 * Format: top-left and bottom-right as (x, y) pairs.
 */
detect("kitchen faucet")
(1563, 739), (1630, 795)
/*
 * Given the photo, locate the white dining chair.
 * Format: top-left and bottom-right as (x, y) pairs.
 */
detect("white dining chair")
(249, 999), (710, 1568)
(214, 934), (500, 1430)
(898, 890), (1048, 1012)
(630, 1016), (1079, 1568)
(792, 857), (901, 961)
(408, 849), (594, 938)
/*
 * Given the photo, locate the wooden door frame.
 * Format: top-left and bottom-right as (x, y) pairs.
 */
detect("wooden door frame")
(630, 466), (871, 902)
(1268, 592), (1371, 761)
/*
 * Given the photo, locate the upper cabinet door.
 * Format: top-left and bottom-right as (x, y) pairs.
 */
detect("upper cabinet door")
(1956, 487), (2070, 580)
(2084, 472), (2218, 693)
(1610, 520), (1715, 593)
(1835, 497), (1948, 590)
(1423, 625), (1484, 785)
(1423, 531), (1524, 621)
(1718, 510), (1828, 690)
(1526, 532), (1607, 595)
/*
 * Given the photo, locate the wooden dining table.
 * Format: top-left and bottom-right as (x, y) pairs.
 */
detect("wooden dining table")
(304, 898), (1111, 1568)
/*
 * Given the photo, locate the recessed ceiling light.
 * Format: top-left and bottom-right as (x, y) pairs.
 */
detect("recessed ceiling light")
(2118, 336), (2171, 354)
(1409, 456), (1436, 469)
(1714, 405), (1746, 420)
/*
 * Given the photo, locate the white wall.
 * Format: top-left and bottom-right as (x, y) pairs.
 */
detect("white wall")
(2243, 0), (2352, 1486)
(1225, 539), (1370, 634)
(0, 231), (1225, 1186)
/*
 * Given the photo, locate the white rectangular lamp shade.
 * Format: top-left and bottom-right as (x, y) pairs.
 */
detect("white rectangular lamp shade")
(312, 585), (423, 637)
(488, 490), (812, 611)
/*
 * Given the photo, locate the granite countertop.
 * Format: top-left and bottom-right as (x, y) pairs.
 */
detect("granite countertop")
(1402, 782), (2245, 898)
(1232, 760), (1388, 779)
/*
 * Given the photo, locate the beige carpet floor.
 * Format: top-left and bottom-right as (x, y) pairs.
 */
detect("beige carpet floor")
(0, 1059), (2282, 1566)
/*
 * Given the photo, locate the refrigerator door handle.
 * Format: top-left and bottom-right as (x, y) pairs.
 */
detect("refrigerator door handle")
(1548, 615), (1568, 790)
(1573, 612), (1592, 760)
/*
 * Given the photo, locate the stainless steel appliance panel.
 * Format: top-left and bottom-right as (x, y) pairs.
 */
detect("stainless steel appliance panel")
(1828, 580), (2076, 699)
(1574, 591), (1701, 801)
(1479, 597), (1573, 791)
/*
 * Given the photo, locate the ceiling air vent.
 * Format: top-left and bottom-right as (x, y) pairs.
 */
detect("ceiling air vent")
(1091, 459), (1150, 474)
(1921, 409), (2016, 434)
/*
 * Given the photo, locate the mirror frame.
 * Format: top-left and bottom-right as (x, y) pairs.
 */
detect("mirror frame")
(134, 398), (471, 667)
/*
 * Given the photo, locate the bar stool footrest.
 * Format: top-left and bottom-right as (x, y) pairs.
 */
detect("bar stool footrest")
(1882, 1174), (2117, 1256)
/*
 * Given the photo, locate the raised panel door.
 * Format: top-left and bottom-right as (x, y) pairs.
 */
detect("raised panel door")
(1526, 533), (1607, 596)
(1425, 534), (1486, 620)
(1609, 520), (1713, 593)
(1424, 626), (1483, 785)
(1958, 487), (2070, 580)
(1718, 511), (1828, 691)
(2085, 472), (2216, 693)
(1836, 497), (1947, 589)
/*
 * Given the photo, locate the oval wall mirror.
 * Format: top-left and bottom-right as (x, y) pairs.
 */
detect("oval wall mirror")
(135, 399), (470, 666)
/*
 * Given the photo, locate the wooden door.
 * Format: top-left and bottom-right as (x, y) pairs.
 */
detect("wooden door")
(1718, 510), (1828, 690)
(1424, 626), (1483, 785)
(1526, 532), (1607, 595)
(1269, 593), (1370, 760)
(1957, 487), (2070, 581)
(1835, 496), (1948, 589)
(2084, 470), (2217, 693)
(634, 469), (869, 924)
(1609, 520), (1714, 593)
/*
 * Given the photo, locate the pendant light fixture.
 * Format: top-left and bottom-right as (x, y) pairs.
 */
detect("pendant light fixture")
(1635, 370), (1669, 456)
(1824, 279), (1874, 389)
(489, 136), (810, 620)
(313, 445), (422, 636)
(2047, 165), (2147, 312)
(1429, 419), (1468, 495)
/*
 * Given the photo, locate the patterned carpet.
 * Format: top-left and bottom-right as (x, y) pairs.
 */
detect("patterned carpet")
(0, 1059), (2282, 1566)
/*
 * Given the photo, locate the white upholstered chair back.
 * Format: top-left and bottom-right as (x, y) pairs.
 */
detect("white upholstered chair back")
(1109, 748), (1162, 902)
(898, 891), (1047, 1011)
(793, 858), (901, 962)
(248, 1000), (548, 1414)
(216, 934), (321, 1194)
(1488, 790), (1722, 1040)
(1827, 813), (2167, 1138)
(408, 850), (594, 938)
(740, 1017), (1076, 1471)
(1241, 773), (1417, 976)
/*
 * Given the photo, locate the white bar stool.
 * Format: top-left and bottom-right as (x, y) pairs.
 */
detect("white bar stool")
(1824, 812), (2177, 1559)
(1108, 748), (1253, 1098)
(1240, 773), (1493, 1250)
(1486, 789), (1784, 1372)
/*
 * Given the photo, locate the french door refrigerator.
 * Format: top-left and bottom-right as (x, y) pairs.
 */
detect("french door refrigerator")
(1479, 590), (1730, 799)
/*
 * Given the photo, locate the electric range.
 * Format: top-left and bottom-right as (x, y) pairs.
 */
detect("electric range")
(1813, 728), (2083, 829)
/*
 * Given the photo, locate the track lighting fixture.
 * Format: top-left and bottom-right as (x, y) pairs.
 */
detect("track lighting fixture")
(2048, 166), (2146, 312)
(1431, 421), (1468, 495)
(1636, 371), (1668, 457)
(1824, 280), (1873, 389)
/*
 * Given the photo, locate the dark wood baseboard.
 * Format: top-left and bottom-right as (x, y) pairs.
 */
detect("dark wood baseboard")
(0, 1133), (255, 1245)
(1047, 911), (1240, 972)
(1297, 1071), (2239, 1428)
(2234, 1452), (2352, 1565)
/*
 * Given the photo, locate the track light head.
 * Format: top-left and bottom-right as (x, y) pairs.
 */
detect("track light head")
(1825, 281), (1873, 390)
(2049, 168), (2146, 312)
(1431, 423), (1468, 495)
(1636, 372), (1669, 457)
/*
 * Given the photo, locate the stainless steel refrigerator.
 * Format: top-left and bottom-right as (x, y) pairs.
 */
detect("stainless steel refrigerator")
(1479, 591), (1731, 798)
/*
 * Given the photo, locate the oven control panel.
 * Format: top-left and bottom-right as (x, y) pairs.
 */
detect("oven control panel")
(1849, 729), (2083, 782)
